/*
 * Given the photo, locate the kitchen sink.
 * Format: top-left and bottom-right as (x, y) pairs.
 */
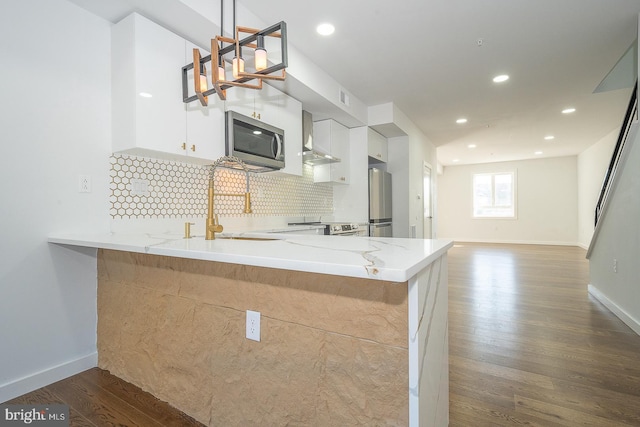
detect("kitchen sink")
(217, 236), (279, 241)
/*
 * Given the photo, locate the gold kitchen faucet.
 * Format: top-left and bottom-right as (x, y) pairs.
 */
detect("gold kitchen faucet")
(206, 156), (252, 240)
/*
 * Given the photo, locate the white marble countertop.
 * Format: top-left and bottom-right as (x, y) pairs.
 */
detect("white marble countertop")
(48, 232), (453, 282)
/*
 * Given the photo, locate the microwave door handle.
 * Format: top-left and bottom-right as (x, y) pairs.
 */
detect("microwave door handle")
(274, 133), (283, 159)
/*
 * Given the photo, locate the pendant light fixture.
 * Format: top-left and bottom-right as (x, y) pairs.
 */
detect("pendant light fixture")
(182, 0), (288, 106)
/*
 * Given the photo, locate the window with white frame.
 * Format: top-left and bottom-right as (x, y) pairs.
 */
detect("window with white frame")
(472, 172), (516, 218)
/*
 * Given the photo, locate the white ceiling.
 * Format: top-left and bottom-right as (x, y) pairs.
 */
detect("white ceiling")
(70, 0), (640, 166)
(239, 0), (640, 166)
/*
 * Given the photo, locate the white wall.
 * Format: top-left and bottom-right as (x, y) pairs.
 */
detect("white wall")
(588, 123), (640, 334)
(0, 0), (111, 401)
(577, 129), (618, 249)
(437, 156), (578, 245)
(384, 108), (438, 239)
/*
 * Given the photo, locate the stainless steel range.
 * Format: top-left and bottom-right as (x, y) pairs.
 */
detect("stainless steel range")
(326, 223), (367, 236)
(287, 221), (368, 236)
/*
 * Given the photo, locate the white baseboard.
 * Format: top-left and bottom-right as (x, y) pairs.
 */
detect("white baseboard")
(588, 284), (640, 336)
(577, 242), (589, 251)
(0, 352), (97, 403)
(441, 237), (580, 247)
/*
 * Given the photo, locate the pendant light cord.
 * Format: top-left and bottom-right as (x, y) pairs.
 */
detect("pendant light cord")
(221, 0), (224, 35)
(220, 0), (236, 44)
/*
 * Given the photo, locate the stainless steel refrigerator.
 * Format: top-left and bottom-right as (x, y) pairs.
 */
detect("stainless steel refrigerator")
(369, 168), (393, 237)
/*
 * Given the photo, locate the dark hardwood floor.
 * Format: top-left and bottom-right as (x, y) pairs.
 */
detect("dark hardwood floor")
(448, 243), (640, 426)
(6, 243), (640, 426)
(5, 367), (204, 426)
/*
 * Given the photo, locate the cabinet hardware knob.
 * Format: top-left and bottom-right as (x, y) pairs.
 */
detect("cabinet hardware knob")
(252, 112), (261, 120)
(191, 144), (196, 152)
(181, 142), (186, 151)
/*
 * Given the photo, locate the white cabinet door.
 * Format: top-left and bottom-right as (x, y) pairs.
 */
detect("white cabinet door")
(330, 122), (350, 184)
(367, 128), (388, 163)
(225, 85), (302, 176)
(313, 120), (350, 184)
(112, 13), (223, 165)
(184, 41), (225, 162)
(113, 13), (186, 157)
(225, 85), (281, 123)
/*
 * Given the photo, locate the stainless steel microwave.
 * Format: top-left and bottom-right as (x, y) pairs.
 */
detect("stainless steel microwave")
(225, 110), (285, 171)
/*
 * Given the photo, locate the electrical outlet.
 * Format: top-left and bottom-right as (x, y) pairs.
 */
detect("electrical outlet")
(613, 259), (618, 274)
(246, 310), (261, 342)
(78, 175), (91, 193)
(131, 179), (149, 196)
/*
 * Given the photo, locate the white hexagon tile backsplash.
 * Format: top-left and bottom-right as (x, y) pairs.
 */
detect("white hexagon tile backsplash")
(109, 155), (333, 219)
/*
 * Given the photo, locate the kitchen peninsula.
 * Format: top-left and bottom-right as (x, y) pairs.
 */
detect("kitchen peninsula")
(49, 232), (452, 426)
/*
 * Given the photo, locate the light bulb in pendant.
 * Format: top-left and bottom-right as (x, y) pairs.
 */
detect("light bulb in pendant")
(255, 35), (267, 71)
(232, 56), (245, 78)
(199, 73), (208, 91)
(216, 55), (226, 82)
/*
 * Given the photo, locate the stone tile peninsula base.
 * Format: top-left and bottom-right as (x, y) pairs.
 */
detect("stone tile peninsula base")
(96, 248), (448, 426)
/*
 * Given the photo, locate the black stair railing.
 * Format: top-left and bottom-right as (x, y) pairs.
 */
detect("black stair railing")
(594, 82), (638, 226)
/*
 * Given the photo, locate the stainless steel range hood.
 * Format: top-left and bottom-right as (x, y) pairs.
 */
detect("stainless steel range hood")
(302, 110), (341, 165)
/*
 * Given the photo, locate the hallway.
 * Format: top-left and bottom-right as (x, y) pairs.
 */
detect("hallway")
(448, 243), (640, 426)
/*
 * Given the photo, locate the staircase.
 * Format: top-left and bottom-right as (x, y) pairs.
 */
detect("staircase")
(586, 81), (640, 337)
(587, 82), (638, 257)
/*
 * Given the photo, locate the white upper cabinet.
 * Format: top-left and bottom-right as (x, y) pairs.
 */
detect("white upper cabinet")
(224, 86), (271, 122)
(184, 41), (225, 161)
(367, 128), (388, 163)
(225, 85), (302, 176)
(313, 119), (350, 184)
(112, 13), (224, 164)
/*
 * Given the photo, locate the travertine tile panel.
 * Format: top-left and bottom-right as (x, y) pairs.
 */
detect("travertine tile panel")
(98, 249), (181, 295)
(173, 256), (408, 347)
(98, 279), (214, 423)
(318, 333), (409, 426)
(98, 250), (410, 425)
(208, 320), (325, 425)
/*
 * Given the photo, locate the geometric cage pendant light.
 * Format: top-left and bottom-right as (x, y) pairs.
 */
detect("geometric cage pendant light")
(182, 0), (288, 106)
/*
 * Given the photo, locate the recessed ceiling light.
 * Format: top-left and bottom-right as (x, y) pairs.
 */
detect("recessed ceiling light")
(452, 158), (460, 163)
(468, 144), (477, 148)
(535, 151), (543, 155)
(562, 108), (576, 114)
(456, 118), (468, 124)
(544, 135), (555, 140)
(316, 23), (335, 36)
(139, 92), (153, 98)
(493, 74), (509, 83)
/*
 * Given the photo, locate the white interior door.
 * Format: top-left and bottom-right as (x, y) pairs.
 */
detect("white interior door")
(423, 162), (433, 238)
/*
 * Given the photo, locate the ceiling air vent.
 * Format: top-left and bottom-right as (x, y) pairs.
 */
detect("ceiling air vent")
(339, 88), (350, 107)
